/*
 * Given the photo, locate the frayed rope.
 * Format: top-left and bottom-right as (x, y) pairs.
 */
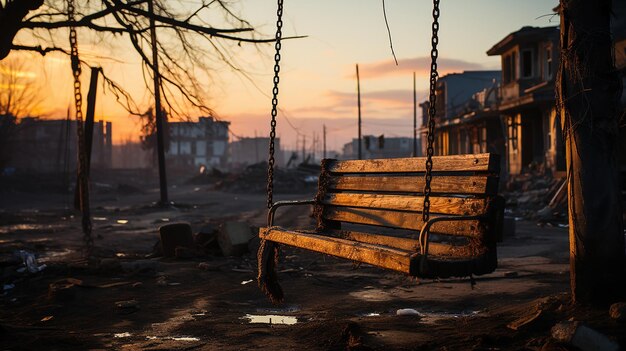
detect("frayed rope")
(257, 238), (283, 303)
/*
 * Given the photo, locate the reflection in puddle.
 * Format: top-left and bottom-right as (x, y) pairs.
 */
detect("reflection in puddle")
(146, 336), (200, 342)
(242, 314), (298, 325)
(363, 312), (381, 317)
(415, 310), (481, 324)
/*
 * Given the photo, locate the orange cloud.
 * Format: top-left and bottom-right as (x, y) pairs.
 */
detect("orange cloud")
(351, 56), (486, 79)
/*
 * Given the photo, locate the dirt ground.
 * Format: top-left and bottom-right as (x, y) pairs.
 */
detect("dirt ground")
(1, 171), (625, 350)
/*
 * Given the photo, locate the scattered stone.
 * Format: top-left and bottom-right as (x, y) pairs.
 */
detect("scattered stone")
(396, 308), (420, 316)
(218, 222), (255, 256)
(174, 246), (197, 259)
(551, 321), (619, 351)
(115, 299), (139, 314)
(160, 222), (195, 257)
(609, 302), (626, 322)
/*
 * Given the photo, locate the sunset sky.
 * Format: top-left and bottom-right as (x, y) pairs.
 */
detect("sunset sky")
(5, 0), (559, 153)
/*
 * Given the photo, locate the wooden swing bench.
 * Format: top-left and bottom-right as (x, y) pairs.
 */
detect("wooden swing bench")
(259, 153), (504, 279)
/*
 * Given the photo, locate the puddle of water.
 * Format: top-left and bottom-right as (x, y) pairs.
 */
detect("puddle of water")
(114, 332), (132, 338)
(415, 310), (481, 324)
(93, 217), (108, 221)
(362, 312), (381, 317)
(242, 314), (298, 325)
(145, 336), (200, 342)
(256, 305), (301, 314)
(116, 219), (129, 224)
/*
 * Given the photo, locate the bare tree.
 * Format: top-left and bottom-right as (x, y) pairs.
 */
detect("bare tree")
(0, 0), (297, 117)
(0, 58), (41, 117)
(0, 57), (42, 169)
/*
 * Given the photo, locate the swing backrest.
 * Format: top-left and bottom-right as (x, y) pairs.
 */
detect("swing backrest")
(315, 153), (504, 258)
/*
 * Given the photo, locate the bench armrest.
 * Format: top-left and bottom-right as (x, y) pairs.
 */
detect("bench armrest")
(418, 215), (484, 257)
(267, 200), (316, 226)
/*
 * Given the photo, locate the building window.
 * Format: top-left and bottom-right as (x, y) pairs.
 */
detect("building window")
(503, 51), (517, 83)
(544, 47), (553, 80)
(521, 49), (533, 78)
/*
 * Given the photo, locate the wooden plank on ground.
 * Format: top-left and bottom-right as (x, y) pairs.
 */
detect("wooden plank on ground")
(323, 206), (484, 236)
(260, 228), (413, 273)
(323, 193), (489, 215)
(326, 153), (499, 174)
(328, 175), (498, 195)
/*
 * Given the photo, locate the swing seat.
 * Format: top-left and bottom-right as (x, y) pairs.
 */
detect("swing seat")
(259, 153), (504, 279)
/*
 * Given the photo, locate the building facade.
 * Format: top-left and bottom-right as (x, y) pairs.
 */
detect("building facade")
(487, 26), (563, 176)
(342, 135), (417, 160)
(167, 116), (230, 170)
(4, 116), (112, 173)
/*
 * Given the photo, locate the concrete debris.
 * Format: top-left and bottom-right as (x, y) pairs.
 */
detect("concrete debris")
(609, 302), (626, 322)
(159, 222), (195, 257)
(218, 222), (255, 256)
(503, 173), (567, 225)
(551, 321), (620, 351)
(213, 162), (318, 194)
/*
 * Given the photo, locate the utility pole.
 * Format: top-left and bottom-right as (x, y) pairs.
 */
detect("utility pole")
(302, 134), (306, 163)
(357, 64), (362, 160)
(323, 124), (327, 159)
(558, 0), (625, 304)
(149, 0), (169, 206)
(413, 71), (417, 157)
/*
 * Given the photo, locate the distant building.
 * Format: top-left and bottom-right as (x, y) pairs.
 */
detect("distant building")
(342, 135), (417, 160)
(6, 116), (112, 173)
(112, 141), (151, 169)
(418, 70), (503, 161)
(167, 116), (230, 170)
(230, 137), (284, 168)
(487, 26), (562, 176)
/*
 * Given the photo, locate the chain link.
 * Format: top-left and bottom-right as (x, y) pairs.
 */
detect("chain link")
(68, 0), (93, 255)
(423, 0), (440, 223)
(266, 0), (283, 209)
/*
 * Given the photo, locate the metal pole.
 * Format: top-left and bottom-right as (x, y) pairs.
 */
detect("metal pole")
(357, 64), (362, 160)
(149, 0), (169, 205)
(413, 71), (417, 157)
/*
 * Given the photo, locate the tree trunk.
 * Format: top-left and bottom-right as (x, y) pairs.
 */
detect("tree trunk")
(558, 0), (625, 304)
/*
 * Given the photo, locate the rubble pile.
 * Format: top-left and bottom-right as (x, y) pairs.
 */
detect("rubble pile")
(214, 162), (319, 194)
(503, 172), (567, 223)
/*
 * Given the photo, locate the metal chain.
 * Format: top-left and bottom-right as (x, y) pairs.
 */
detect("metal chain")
(422, 0), (440, 223)
(266, 0), (283, 209)
(68, 0), (93, 254)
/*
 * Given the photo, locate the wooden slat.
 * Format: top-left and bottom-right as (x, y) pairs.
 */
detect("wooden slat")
(342, 231), (486, 258)
(260, 228), (413, 274)
(326, 153), (499, 174)
(328, 175), (498, 195)
(324, 206), (484, 236)
(323, 193), (489, 216)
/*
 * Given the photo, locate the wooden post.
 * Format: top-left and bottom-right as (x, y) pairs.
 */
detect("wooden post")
(357, 64), (362, 160)
(74, 67), (99, 210)
(148, 0), (169, 205)
(558, 0), (625, 304)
